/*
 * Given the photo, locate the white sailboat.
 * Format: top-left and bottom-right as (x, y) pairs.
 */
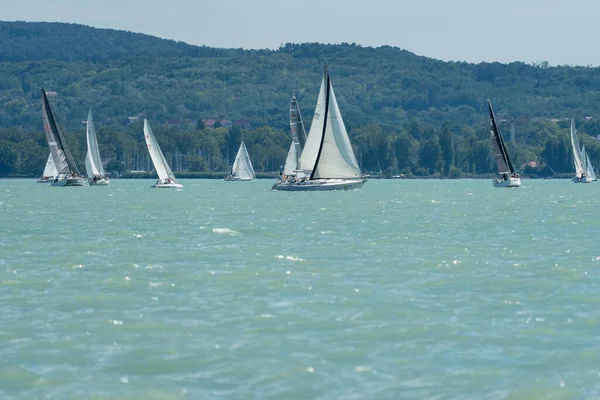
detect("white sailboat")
(581, 145), (597, 182)
(571, 119), (593, 183)
(272, 66), (366, 191)
(143, 119), (183, 188)
(37, 153), (58, 183)
(224, 141), (255, 181)
(279, 94), (307, 181)
(487, 100), (521, 188)
(41, 88), (85, 187)
(85, 108), (109, 186)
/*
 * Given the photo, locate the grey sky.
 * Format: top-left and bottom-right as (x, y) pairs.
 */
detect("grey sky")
(3, 0), (599, 66)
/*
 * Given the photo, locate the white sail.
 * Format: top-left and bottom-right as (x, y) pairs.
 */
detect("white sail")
(582, 146), (597, 181)
(42, 153), (58, 177)
(570, 119), (585, 177)
(311, 75), (361, 179)
(143, 119), (179, 183)
(85, 109), (106, 178)
(298, 74), (327, 172)
(231, 141), (255, 180)
(283, 142), (298, 175)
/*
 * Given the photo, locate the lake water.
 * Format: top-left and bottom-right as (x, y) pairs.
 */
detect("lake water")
(1, 178), (599, 399)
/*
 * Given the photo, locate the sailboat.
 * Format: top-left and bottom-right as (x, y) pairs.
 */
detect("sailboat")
(570, 119), (593, 183)
(85, 108), (109, 186)
(279, 94), (308, 181)
(41, 89), (85, 187)
(272, 66), (366, 191)
(487, 100), (521, 188)
(143, 118), (183, 188)
(581, 145), (597, 182)
(37, 153), (58, 183)
(224, 141), (255, 181)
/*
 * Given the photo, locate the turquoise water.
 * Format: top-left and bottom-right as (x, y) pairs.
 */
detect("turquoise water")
(1, 179), (599, 399)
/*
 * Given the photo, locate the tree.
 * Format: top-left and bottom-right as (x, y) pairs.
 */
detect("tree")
(196, 118), (205, 130)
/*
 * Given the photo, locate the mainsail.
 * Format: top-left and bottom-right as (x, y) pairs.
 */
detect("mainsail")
(310, 67), (362, 180)
(298, 74), (327, 173)
(570, 119), (585, 178)
(84, 108), (106, 178)
(143, 119), (178, 183)
(231, 141), (255, 180)
(487, 100), (515, 174)
(41, 89), (82, 176)
(42, 153), (58, 177)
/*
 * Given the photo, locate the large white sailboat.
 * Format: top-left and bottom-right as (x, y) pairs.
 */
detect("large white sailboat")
(487, 100), (521, 188)
(41, 89), (85, 187)
(224, 141), (255, 181)
(37, 153), (58, 183)
(272, 66), (366, 191)
(85, 108), (109, 186)
(571, 119), (593, 183)
(143, 119), (183, 188)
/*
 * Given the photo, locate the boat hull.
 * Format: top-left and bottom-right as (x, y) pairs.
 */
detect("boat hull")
(37, 177), (53, 183)
(272, 178), (366, 191)
(152, 182), (183, 189)
(573, 176), (594, 183)
(224, 176), (254, 181)
(89, 177), (110, 186)
(493, 176), (521, 188)
(51, 175), (86, 187)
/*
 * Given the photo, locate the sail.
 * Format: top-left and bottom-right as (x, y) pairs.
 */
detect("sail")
(582, 145), (596, 180)
(311, 69), (362, 179)
(487, 100), (514, 174)
(41, 89), (81, 175)
(570, 119), (585, 177)
(42, 153), (58, 177)
(289, 94), (307, 154)
(143, 119), (178, 183)
(231, 141), (255, 179)
(283, 142), (298, 175)
(298, 72), (327, 172)
(84, 108), (106, 178)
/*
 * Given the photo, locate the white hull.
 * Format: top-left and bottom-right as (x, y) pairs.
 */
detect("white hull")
(152, 182), (183, 189)
(493, 176), (521, 187)
(51, 175), (86, 187)
(224, 175), (254, 181)
(573, 176), (594, 183)
(89, 177), (110, 186)
(37, 177), (53, 183)
(272, 178), (366, 191)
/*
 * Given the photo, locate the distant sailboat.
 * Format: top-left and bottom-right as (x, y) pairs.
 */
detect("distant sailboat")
(85, 108), (109, 186)
(570, 119), (593, 183)
(37, 153), (58, 183)
(272, 66), (366, 191)
(41, 88), (85, 187)
(143, 119), (183, 188)
(280, 94), (307, 180)
(225, 141), (255, 181)
(487, 100), (521, 188)
(581, 145), (597, 182)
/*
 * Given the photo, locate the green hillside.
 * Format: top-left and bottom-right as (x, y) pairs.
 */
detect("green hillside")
(1, 20), (599, 177)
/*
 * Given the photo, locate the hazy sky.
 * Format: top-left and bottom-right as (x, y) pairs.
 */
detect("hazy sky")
(3, 0), (600, 66)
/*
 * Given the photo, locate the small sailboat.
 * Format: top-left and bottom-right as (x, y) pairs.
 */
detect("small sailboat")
(571, 119), (593, 183)
(37, 153), (58, 183)
(85, 108), (109, 186)
(272, 66), (366, 191)
(581, 145), (597, 182)
(143, 118), (183, 188)
(487, 100), (521, 188)
(41, 88), (85, 187)
(224, 141), (255, 181)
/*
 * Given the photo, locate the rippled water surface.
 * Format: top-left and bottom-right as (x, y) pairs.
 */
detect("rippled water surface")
(1, 178), (600, 399)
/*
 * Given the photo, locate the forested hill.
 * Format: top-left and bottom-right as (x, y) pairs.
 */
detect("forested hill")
(1, 20), (600, 178)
